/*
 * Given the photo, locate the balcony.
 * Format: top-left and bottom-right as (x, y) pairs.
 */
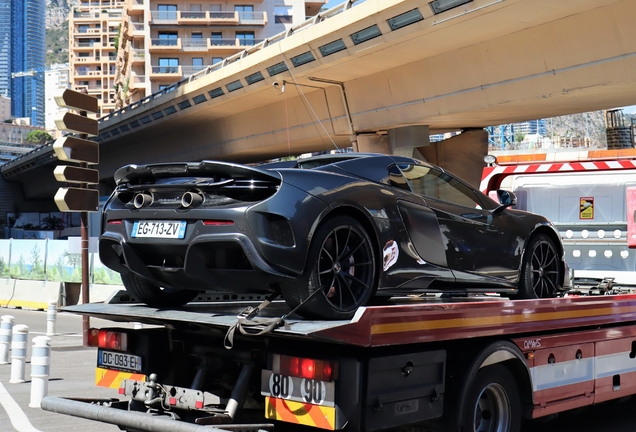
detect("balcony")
(150, 65), (182, 81)
(181, 38), (208, 52)
(129, 73), (147, 89)
(130, 22), (145, 38)
(126, 0), (144, 15)
(131, 48), (145, 63)
(74, 41), (99, 48)
(73, 27), (102, 35)
(74, 56), (101, 63)
(208, 38), (264, 52)
(181, 65), (207, 77)
(149, 38), (182, 53)
(74, 69), (103, 77)
(149, 10), (266, 26)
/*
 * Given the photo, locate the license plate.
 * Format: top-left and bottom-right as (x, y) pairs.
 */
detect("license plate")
(97, 349), (142, 373)
(261, 370), (335, 407)
(131, 221), (186, 238)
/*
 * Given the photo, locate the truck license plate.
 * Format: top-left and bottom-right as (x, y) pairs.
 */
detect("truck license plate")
(131, 221), (186, 239)
(97, 349), (142, 373)
(261, 370), (335, 407)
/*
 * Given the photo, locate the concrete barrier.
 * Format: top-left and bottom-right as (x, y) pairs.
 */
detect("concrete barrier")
(0, 278), (122, 308)
(1, 280), (61, 310)
(89, 284), (122, 303)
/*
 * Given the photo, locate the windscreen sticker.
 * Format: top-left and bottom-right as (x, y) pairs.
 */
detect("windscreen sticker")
(383, 240), (399, 271)
(580, 197), (594, 220)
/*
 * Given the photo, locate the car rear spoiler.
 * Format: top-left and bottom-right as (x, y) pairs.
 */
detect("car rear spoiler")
(113, 160), (282, 185)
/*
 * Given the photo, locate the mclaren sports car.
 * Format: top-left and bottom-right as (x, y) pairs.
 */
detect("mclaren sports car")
(99, 153), (568, 319)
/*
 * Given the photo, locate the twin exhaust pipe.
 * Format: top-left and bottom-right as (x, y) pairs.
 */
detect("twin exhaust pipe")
(133, 192), (203, 209)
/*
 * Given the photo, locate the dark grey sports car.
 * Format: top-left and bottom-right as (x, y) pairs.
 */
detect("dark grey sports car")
(99, 153), (568, 319)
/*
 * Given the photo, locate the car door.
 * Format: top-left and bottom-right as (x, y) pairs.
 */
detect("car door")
(397, 163), (523, 284)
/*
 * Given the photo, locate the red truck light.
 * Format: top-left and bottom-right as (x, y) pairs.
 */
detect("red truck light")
(278, 355), (334, 382)
(88, 328), (128, 351)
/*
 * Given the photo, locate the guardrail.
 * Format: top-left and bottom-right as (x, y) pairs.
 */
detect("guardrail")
(99, 0), (365, 125)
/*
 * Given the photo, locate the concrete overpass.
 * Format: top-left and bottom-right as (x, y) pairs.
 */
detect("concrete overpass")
(4, 0), (636, 200)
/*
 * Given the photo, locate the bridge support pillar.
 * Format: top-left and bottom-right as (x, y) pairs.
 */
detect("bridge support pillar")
(354, 133), (390, 154)
(417, 129), (488, 189)
(388, 126), (429, 160)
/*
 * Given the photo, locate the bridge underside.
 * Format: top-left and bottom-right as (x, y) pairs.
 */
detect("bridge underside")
(6, 0), (636, 199)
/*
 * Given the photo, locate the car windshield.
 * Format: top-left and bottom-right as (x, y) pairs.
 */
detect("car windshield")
(397, 164), (497, 210)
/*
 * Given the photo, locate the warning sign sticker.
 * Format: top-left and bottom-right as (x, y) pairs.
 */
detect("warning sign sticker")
(580, 197), (594, 220)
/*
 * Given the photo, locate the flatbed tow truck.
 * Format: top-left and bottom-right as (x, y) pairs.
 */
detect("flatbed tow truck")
(41, 284), (636, 432)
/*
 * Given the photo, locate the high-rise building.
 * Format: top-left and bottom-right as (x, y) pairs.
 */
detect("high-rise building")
(44, 63), (71, 134)
(107, 0), (325, 112)
(10, 0), (46, 127)
(0, 0), (10, 99)
(513, 119), (547, 137)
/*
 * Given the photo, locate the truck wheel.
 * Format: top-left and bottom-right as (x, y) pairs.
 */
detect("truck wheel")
(121, 272), (199, 307)
(460, 364), (521, 432)
(281, 215), (377, 320)
(517, 234), (560, 299)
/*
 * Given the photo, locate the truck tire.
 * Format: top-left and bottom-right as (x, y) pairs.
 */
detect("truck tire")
(121, 272), (199, 307)
(459, 364), (521, 432)
(517, 234), (560, 299)
(281, 215), (377, 320)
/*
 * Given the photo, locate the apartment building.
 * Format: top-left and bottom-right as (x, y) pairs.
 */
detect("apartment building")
(113, 0), (326, 108)
(69, 0), (325, 118)
(68, 0), (125, 119)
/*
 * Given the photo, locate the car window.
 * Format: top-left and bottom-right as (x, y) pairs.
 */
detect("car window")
(397, 164), (490, 209)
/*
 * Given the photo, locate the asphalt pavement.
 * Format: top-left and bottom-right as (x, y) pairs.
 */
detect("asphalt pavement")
(0, 307), (127, 432)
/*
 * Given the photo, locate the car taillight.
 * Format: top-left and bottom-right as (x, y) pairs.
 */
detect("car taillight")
(108, 220), (123, 225)
(202, 220), (234, 226)
(88, 328), (128, 351)
(277, 354), (334, 382)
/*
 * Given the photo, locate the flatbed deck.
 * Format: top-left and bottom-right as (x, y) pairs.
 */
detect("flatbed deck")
(63, 292), (636, 347)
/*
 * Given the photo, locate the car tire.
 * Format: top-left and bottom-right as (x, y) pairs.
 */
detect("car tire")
(281, 215), (377, 320)
(121, 272), (199, 307)
(517, 234), (561, 299)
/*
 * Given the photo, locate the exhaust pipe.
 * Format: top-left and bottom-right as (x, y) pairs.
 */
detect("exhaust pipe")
(182, 192), (203, 208)
(133, 193), (153, 209)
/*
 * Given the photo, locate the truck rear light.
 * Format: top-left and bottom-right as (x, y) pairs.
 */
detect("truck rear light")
(278, 355), (334, 382)
(88, 329), (128, 351)
(195, 400), (204, 409)
(118, 387), (126, 395)
(169, 397), (177, 406)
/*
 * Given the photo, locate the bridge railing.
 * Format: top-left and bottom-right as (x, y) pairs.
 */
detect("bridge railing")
(100, 0), (364, 125)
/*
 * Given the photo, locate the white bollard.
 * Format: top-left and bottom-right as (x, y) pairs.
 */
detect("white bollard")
(0, 315), (14, 364)
(46, 301), (57, 336)
(9, 324), (29, 384)
(29, 336), (51, 408)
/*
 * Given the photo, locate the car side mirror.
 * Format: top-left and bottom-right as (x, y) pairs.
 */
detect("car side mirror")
(496, 189), (517, 208)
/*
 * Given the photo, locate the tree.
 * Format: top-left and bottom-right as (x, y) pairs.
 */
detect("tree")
(25, 130), (53, 145)
(28, 245), (45, 279)
(514, 132), (525, 143)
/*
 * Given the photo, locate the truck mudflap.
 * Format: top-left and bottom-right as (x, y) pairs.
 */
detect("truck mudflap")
(40, 396), (273, 432)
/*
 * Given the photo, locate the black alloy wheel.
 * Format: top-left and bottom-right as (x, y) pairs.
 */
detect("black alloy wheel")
(281, 215), (377, 320)
(518, 234), (561, 299)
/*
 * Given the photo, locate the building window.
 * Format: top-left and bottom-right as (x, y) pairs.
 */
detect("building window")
(274, 5), (292, 24)
(192, 57), (204, 72)
(234, 5), (254, 12)
(78, 24), (89, 33)
(158, 32), (178, 46)
(158, 58), (179, 73)
(157, 4), (178, 20)
(192, 32), (202, 39)
(236, 31), (255, 46)
(212, 57), (223, 65)
(211, 32), (223, 46)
